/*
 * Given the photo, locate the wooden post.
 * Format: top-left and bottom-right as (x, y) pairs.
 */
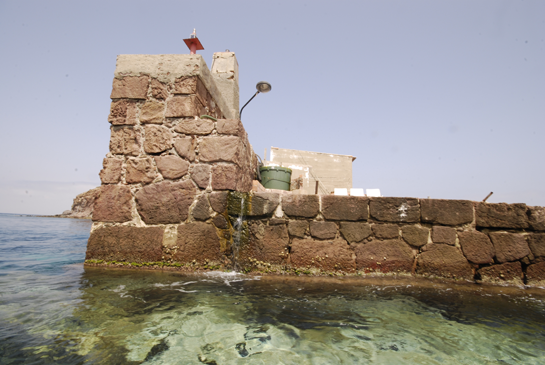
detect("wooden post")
(483, 192), (493, 202)
(315, 180), (319, 194)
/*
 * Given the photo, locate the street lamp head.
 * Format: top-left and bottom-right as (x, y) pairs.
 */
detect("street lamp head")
(256, 81), (272, 93)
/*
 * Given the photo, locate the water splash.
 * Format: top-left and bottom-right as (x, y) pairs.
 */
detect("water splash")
(232, 197), (245, 271)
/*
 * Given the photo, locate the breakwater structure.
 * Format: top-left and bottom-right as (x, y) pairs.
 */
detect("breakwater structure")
(85, 52), (545, 287)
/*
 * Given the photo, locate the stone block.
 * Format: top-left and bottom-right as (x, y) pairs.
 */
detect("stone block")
(191, 164), (211, 189)
(150, 78), (168, 100)
(125, 157), (156, 184)
(92, 185), (133, 223)
(478, 262), (523, 285)
(173, 76), (197, 94)
(209, 191), (228, 213)
(269, 218), (286, 225)
(86, 226), (164, 262)
(249, 193), (280, 217)
(458, 230), (495, 264)
(476, 203), (529, 229)
(195, 77), (209, 107)
(527, 233), (545, 258)
(140, 100), (165, 124)
(154, 155), (189, 180)
(192, 195), (211, 221)
(420, 199), (474, 226)
(401, 225), (429, 248)
(236, 160), (254, 192)
(174, 222), (221, 264)
(526, 262), (545, 286)
(226, 192), (251, 217)
(528, 206), (545, 231)
(245, 225), (290, 265)
(282, 195), (320, 218)
(217, 119), (244, 136)
(109, 127), (141, 156)
(372, 224), (399, 239)
(310, 221), (337, 239)
(211, 164), (238, 190)
(321, 195), (368, 221)
(135, 180), (196, 224)
(213, 214), (228, 229)
(143, 125), (172, 154)
(431, 226), (456, 245)
(108, 100), (138, 125)
(416, 244), (473, 280)
(173, 118), (214, 135)
(165, 96), (199, 117)
(110, 76), (149, 99)
(340, 222), (372, 243)
(488, 232), (530, 263)
(288, 220), (309, 238)
(173, 137), (196, 161)
(99, 157), (123, 184)
(355, 239), (415, 273)
(369, 197), (420, 223)
(199, 136), (241, 163)
(291, 238), (355, 272)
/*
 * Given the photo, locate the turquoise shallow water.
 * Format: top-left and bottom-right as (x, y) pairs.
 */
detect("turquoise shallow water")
(1, 213), (545, 364)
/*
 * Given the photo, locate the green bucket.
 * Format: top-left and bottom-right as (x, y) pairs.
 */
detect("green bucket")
(259, 166), (292, 191)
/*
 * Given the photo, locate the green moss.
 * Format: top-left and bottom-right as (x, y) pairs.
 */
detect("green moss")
(84, 259), (103, 264)
(85, 259), (190, 268)
(227, 192), (252, 217)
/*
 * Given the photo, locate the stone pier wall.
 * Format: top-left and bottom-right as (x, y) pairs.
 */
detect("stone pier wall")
(86, 189), (545, 287)
(85, 53), (545, 288)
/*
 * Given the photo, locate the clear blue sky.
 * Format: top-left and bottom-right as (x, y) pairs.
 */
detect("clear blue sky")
(1, 0), (544, 215)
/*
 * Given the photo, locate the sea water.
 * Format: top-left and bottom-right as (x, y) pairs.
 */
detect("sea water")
(1, 213), (545, 364)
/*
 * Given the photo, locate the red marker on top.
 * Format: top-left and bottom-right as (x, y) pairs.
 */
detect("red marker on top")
(183, 28), (204, 55)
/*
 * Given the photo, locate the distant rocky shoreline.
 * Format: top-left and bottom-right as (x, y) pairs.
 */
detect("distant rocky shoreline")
(26, 214), (92, 220)
(53, 187), (100, 220)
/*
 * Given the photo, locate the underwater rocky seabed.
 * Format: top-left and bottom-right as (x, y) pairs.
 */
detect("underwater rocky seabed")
(1, 214), (545, 364)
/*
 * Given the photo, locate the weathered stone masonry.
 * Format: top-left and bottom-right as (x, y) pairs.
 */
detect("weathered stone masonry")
(88, 188), (545, 286)
(85, 53), (545, 287)
(87, 53), (257, 267)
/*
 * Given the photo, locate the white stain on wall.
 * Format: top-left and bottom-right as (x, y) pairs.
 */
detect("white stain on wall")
(398, 203), (408, 219)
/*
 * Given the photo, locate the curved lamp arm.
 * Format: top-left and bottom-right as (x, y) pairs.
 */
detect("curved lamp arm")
(239, 81), (272, 119)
